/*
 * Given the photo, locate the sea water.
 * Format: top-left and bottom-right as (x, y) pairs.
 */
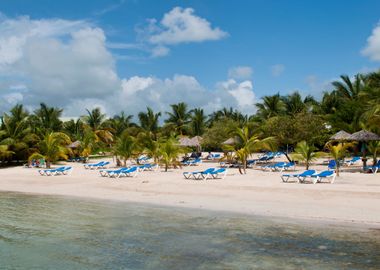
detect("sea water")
(0, 192), (379, 269)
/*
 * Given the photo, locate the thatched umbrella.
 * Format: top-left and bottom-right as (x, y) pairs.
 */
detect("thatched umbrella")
(178, 137), (193, 147)
(348, 130), (380, 170)
(67, 140), (81, 149)
(222, 137), (237, 145)
(190, 136), (203, 152)
(330, 130), (351, 141)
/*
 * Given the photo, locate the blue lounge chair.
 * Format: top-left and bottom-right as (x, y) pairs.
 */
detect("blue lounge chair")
(281, 169), (316, 183)
(261, 162), (286, 171)
(203, 168), (227, 180)
(301, 170), (336, 184)
(183, 168), (216, 180)
(344, 156), (361, 166)
(118, 166), (140, 178)
(89, 161), (110, 170)
(99, 167), (128, 177)
(327, 160), (336, 170)
(182, 158), (202, 166)
(365, 160), (380, 173)
(84, 161), (105, 169)
(38, 166), (72, 176)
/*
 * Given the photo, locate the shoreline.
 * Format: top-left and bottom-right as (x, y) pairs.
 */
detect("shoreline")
(1, 159), (380, 229)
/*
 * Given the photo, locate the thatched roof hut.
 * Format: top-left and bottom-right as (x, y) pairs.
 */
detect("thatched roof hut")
(348, 130), (380, 141)
(222, 137), (237, 145)
(67, 140), (81, 149)
(330, 130), (351, 141)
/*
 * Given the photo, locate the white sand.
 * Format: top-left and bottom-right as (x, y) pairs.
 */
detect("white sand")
(1, 157), (380, 227)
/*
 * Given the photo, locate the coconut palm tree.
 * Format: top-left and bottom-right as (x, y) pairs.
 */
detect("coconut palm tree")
(138, 107), (161, 140)
(137, 132), (160, 163)
(29, 132), (71, 168)
(105, 112), (135, 137)
(291, 141), (323, 170)
(255, 93), (285, 120)
(0, 104), (35, 160)
(190, 108), (207, 136)
(165, 102), (192, 135)
(325, 142), (352, 176)
(0, 145), (14, 163)
(224, 126), (276, 174)
(158, 137), (184, 172)
(30, 103), (63, 133)
(83, 108), (113, 147)
(282, 91), (306, 115)
(368, 141), (380, 166)
(332, 74), (366, 100)
(113, 132), (139, 167)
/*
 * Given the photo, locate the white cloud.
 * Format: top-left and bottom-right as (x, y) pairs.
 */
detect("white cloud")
(217, 79), (256, 114)
(151, 45), (170, 57)
(271, 64), (285, 77)
(146, 6), (227, 51)
(0, 14), (255, 117)
(228, 66), (253, 80)
(362, 24), (380, 61)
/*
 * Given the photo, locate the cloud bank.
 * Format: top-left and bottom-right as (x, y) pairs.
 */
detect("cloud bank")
(0, 14), (255, 118)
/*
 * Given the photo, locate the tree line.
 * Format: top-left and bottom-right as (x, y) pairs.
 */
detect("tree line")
(0, 70), (379, 168)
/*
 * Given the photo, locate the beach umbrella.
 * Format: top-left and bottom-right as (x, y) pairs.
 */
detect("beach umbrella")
(190, 136), (203, 152)
(178, 137), (193, 147)
(67, 140), (81, 149)
(329, 130), (351, 141)
(222, 137), (237, 145)
(348, 130), (380, 170)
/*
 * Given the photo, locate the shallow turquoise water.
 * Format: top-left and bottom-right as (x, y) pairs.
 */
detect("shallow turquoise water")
(0, 192), (379, 269)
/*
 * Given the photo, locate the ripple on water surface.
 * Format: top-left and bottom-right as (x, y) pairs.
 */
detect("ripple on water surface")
(0, 192), (379, 270)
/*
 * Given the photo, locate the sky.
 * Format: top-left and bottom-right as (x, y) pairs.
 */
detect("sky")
(0, 0), (379, 118)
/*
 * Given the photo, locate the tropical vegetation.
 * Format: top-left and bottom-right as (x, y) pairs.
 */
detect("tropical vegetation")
(0, 70), (379, 168)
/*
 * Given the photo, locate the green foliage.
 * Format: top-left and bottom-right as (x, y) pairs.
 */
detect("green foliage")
(113, 132), (139, 166)
(202, 119), (239, 150)
(158, 137), (184, 172)
(32, 132), (71, 168)
(291, 141), (324, 169)
(325, 142), (353, 176)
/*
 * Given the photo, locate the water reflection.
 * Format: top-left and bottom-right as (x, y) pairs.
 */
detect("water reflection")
(1, 192), (379, 269)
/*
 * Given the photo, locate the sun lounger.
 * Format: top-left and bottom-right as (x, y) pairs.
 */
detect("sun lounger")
(281, 169), (316, 183)
(203, 168), (227, 180)
(183, 168), (216, 180)
(344, 156), (361, 166)
(89, 161), (110, 170)
(182, 158), (202, 166)
(364, 160), (380, 173)
(327, 160), (336, 170)
(84, 161), (106, 169)
(300, 170), (336, 184)
(118, 166), (140, 178)
(261, 162), (286, 171)
(99, 167), (128, 177)
(38, 166), (72, 176)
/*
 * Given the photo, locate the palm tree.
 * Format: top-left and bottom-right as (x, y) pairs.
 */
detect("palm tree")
(368, 141), (380, 166)
(105, 112), (135, 137)
(138, 107), (161, 140)
(0, 104), (34, 160)
(113, 132), (138, 167)
(325, 142), (352, 176)
(0, 145), (14, 163)
(191, 108), (207, 136)
(224, 126), (275, 174)
(83, 108), (113, 147)
(158, 137), (184, 172)
(332, 74), (366, 100)
(63, 119), (84, 141)
(31, 103), (63, 133)
(282, 91), (306, 115)
(165, 102), (192, 135)
(291, 141), (323, 170)
(137, 132), (160, 163)
(255, 93), (285, 120)
(29, 132), (71, 168)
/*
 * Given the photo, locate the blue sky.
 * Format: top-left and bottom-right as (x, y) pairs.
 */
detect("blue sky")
(0, 0), (379, 116)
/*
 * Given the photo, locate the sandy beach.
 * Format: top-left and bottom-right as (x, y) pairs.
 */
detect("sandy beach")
(1, 157), (380, 227)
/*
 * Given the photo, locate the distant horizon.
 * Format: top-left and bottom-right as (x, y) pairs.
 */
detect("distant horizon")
(0, 0), (379, 117)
